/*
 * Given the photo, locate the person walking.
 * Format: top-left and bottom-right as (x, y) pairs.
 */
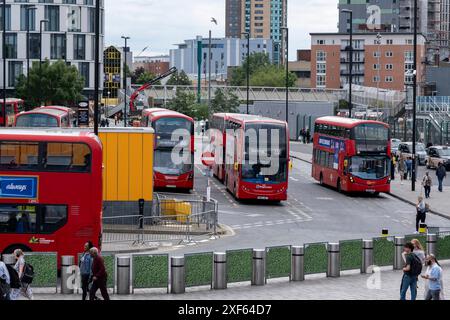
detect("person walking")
(0, 261), (11, 300)
(400, 242), (422, 300)
(11, 249), (33, 300)
(411, 239), (426, 265)
(415, 196), (427, 234)
(398, 158), (406, 185)
(306, 129), (311, 144)
(406, 157), (413, 180)
(422, 172), (432, 199)
(79, 241), (94, 301)
(89, 247), (110, 301)
(436, 162), (447, 192)
(421, 254), (443, 300)
(391, 154), (397, 181)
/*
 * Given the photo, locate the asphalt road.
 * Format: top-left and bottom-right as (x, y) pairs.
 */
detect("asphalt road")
(147, 140), (450, 255)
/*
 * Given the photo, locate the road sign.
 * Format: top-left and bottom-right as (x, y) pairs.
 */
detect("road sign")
(201, 152), (215, 167)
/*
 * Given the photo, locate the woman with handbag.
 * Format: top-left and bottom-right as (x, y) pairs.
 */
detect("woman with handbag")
(10, 249), (33, 300)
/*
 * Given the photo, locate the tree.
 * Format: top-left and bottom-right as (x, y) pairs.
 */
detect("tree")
(137, 71), (160, 85)
(16, 60), (84, 108)
(229, 52), (271, 86)
(167, 88), (197, 116)
(166, 70), (192, 86)
(250, 65), (297, 87)
(211, 88), (240, 114)
(190, 103), (209, 120)
(131, 66), (145, 84)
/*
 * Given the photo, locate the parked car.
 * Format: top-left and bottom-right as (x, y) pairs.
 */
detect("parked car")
(391, 138), (402, 155)
(426, 146), (450, 170)
(397, 142), (427, 165)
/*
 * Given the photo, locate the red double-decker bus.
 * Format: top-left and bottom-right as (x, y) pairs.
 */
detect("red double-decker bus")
(0, 129), (103, 261)
(210, 113), (230, 182)
(220, 114), (289, 201)
(141, 108), (194, 190)
(15, 106), (75, 128)
(312, 116), (391, 194)
(1, 99), (24, 127)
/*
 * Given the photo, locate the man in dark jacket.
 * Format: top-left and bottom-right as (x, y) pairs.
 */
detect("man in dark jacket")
(89, 247), (110, 301)
(436, 163), (447, 192)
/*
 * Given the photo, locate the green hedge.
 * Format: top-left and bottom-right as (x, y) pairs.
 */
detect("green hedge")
(266, 246), (291, 279)
(373, 237), (394, 267)
(304, 243), (327, 275)
(340, 240), (362, 271)
(25, 253), (57, 288)
(102, 254), (115, 289)
(227, 249), (252, 283)
(436, 233), (450, 260)
(185, 252), (213, 287)
(132, 255), (168, 289)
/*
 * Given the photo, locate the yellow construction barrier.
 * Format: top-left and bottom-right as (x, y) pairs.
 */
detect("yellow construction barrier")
(175, 202), (192, 223)
(161, 199), (177, 216)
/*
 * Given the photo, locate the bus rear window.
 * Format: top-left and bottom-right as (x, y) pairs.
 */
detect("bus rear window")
(16, 114), (58, 127)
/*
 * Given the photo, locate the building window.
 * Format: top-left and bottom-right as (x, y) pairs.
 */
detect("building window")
(316, 75), (326, 87)
(405, 51), (413, 62)
(73, 34), (86, 60)
(373, 64), (380, 70)
(0, 5), (11, 31)
(317, 40), (325, 45)
(385, 64), (393, 70)
(20, 5), (36, 31)
(67, 6), (81, 32)
(5, 33), (17, 59)
(45, 6), (60, 31)
(316, 63), (326, 74)
(8, 61), (23, 87)
(385, 76), (393, 82)
(386, 39), (393, 45)
(373, 51), (380, 58)
(51, 34), (66, 60)
(79, 62), (90, 88)
(316, 51), (326, 62)
(29, 33), (40, 59)
(386, 51), (393, 57)
(373, 76), (380, 83)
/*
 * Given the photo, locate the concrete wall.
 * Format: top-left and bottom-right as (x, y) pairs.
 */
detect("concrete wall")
(239, 101), (335, 140)
(426, 66), (450, 96)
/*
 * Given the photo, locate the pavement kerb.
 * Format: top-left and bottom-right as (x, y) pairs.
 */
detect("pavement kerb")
(290, 153), (450, 221)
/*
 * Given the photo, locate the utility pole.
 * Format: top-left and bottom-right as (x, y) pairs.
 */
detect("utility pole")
(121, 36), (130, 127)
(197, 36), (202, 104)
(94, 0), (100, 135)
(342, 9), (353, 118)
(281, 27), (289, 123)
(412, 0), (418, 192)
(2, 0), (6, 127)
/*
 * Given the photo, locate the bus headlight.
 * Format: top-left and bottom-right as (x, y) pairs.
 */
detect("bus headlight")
(349, 176), (354, 183)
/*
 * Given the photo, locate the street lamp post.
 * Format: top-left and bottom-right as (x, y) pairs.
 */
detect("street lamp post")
(281, 27), (289, 124)
(121, 36), (130, 128)
(376, 33), (381, 121)
(39, 19), (49, 107)
(241, 32), (250, 114)
(342, 9), (353, 118)
(26, 6), (37, 90)
(2, 0), (6, 127)
(208, 30), (212, 117)
(412, 0), (418, 192)
(94, 0), (100, 135)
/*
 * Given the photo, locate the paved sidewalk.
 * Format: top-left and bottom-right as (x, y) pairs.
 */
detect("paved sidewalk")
(31, 262), (450, 300)
(390, 175), (450, 219)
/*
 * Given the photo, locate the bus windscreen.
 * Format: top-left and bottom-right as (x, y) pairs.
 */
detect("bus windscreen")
(349, 156), (390, 180)
(154, 150), (193, 175)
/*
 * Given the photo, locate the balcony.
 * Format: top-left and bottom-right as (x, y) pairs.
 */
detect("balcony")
(340, 58), (365, 64)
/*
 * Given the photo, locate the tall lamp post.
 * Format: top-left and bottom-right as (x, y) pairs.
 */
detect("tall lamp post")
(94, 0), (100, 135)
(39, 19), (49, 107)
(342, 9), (353, 118)
(241, 32), (250, 114)
(26, 6), (37, 90)
(412, 0), (418, 192)
(121, 36), (130, 127)
(2, 0), (6, 127)
(375, 33), (381, 121)
(281, 26), (289, 124)
(208, 18), (217, 118)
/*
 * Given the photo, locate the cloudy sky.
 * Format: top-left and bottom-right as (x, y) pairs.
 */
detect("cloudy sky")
(105, 0), (338, 59)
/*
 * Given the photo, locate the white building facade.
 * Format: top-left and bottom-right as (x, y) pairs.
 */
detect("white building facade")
(0, 0), (104, 96)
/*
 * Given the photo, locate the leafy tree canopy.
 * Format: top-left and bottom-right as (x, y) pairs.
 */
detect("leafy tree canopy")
(166, 70), (192, 86)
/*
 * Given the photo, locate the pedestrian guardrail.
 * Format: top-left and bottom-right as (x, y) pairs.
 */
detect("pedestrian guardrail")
(102, 193), (218, 245)
(3, 232), (450, 295)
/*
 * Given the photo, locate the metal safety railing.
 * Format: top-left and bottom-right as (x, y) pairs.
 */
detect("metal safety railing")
(102, 194), (218, 245)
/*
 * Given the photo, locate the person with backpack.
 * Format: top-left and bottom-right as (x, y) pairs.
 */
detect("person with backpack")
(0, 261), (11, 300)
(422, 254), (445, 300)
(12, 249), (33, 300)
(79, 241), (94, 301)
(400, 242), (422, 300)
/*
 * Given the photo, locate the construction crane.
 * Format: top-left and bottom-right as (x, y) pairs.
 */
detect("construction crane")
(129, 67), (177, 112)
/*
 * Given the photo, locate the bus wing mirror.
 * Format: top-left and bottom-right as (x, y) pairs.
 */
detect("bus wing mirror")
(344, 159), (348, 167)
(234, 163), (239, 171)
(289, 159), (293, 171)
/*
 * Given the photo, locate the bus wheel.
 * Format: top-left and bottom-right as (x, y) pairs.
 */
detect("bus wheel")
(2, 244), (32, 255)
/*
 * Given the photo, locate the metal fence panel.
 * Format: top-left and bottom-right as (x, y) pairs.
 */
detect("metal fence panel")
(340, 239), (362, 271)
(226, 249), (253, 283)
(132, 254), (169, 290)
(185, 252), (213, 287)
(266, 245), (291, 279)
(304, 243), (327, 275)
(373, 237), (395, 267)
(25, 252), (57, 289)
(437, 232), (450, 260)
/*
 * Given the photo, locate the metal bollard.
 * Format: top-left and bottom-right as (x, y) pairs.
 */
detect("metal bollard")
(291, 246), (305, 281)
(427, 234), (437, 256)
(213, 252), (227, 290)
(361, 240), (374, 274)
(327, 243), (340, 278)
(251, 249), (266, 286)
(61, 256), (75, 294)
(171, 256), (185, 294)
(394, 237), (406, 270)
(116, 256), (131, 295)
(1, 254), (16, 267)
